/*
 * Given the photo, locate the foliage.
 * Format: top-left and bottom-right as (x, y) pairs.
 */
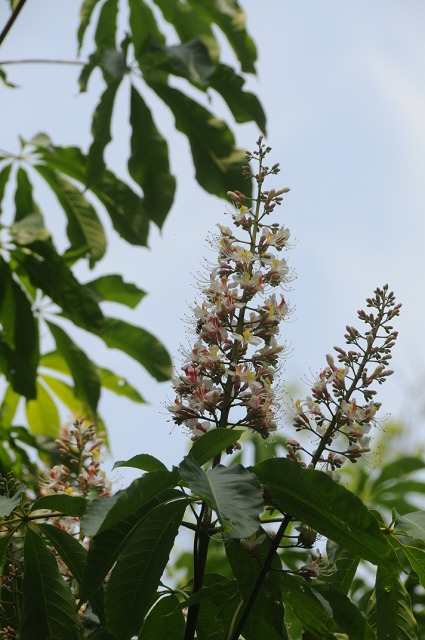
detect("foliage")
(1, 141), (425, 639)
(0, 0), (266, 469)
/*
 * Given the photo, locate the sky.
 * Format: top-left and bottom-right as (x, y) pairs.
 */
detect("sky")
(1, 1), (425, 482)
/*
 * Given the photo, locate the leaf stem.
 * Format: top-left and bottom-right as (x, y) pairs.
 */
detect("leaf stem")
(0, 0), (29, 48)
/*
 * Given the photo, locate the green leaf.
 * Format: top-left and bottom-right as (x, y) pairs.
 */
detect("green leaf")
(156, 40), (216, 86)
(46, 320), (101, 412)
(0, 258), (39, 398)
(87, 80), (120, 185)
(0, 66), (17, 88)
(12, 241), (104, 331)
(94, 0), (118, 50)
(254, 458), (392, 567)
(34, 164), (106, 267)
(395, 510), (425, 543)
(0, 484), (26, 516)
(105, 499), (186, 640)
(189, 428), (244, 466)
(311, 582), (374, 640)
(13, 167), (42, 222)
(323, 540), (360, 595)
(138, 594), (185, 639)
(0, 532), (13, 564)
(98, 366), (145, 402)
(84, 274), (146, 308)
(20, 527), (83, 640)
(78, 0), (103, 50)
(40, 374), (84, 413)
(31, 494), (88, 517)
(368, 566), (418, 640)
(180, 455), (263, 538)
(102, 47), (128, 81)
(129, 0), (166, 57)
(25, 380), (60, 437)
(146, 80), (251, 199)
(209, 63), (266, 132)
(81, 468), (180, 536)
(188, 0), (257, 73)
(94, 316), (172, 381)
(113, 453), (167, 472)
(0, 384), (20, 427)
(0, 162), (12, 214)
(280, 573), (337, 637)
(37, 522), (87, 583)
(128, 85), (176, 229)
(397, 541), (425, 588)
(9, 213), (50, 244)
(372, 457), (425, 488)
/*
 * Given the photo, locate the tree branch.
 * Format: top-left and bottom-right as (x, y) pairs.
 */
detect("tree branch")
(0, 0), (29, 49)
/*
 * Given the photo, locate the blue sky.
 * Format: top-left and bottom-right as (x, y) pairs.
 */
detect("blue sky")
(1, 1), (425, 478)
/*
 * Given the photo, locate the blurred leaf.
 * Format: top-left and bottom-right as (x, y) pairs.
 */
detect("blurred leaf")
(254, 458), (392, 568)
(0, 258), (39, 398)
(129, 0), (166, 57)
(147, 80), (251, 199)
(368, 566), (418, 640)
(81, 468), (180, 536)
(31, 494), (88, 517)
(11, 241), (104, 331)
(150, 40), (216, 86)
(0, 67), (17, 88)
(0, 532), (13, 564)
(395, 511), (425, 543)
(102, 47), (128, 80)
(0, 162), (12, 214)
(9, 214), (50, 245)
(87, 80), (120, 185)
(78, 0), (103, 50)
(84, 274), (146, 308)
(0, 385), (20, 427)
(397, 541), (425, 588)
(20, 527), (83, 640)
(13, 167), (42, 222)
(98, 366), (145, 402)
(113, 453), (167, 472)
(187, 0), (257, 73)
(25, 380), (61, 437)
(94, 0), (118, 50)
(129, 85), (176, 228)
(105, 499), (186, 639)
(93, 316), (172, 381)
(180, 455), (263, 538)
(311, 582), (374, 640)
(34, 165), (107, 267)
(138, 594), (185, 639)
(189, 428), (244, 466)
(40, 374), (84, 414)
(372, 457), (425, 488)
(209, 63), (266, 132)
(280, 573), (337, 637)
(0, 484), (26, 516)
(46, 320), (101, 413)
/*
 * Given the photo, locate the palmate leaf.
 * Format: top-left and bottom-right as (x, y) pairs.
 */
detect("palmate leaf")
(129, 85), (176, 228)
(254, 458), (392, 568)
(367, 566), (418, 640)
(139, 39), (216, 87)
(20, 527), (83, 640)
(138, 594), (185, 640)
(104, 499), (187, 640)
(145, 80), (252, 199)
(129, 0), (166, 57)
(180, 455), (263, 538)
(46, 320), (101, 413)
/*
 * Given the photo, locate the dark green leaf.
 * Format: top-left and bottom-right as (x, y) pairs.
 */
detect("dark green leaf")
(34, 164), (106, 267)
(0, 484), (26, 516)
(129, 85), (176, 228)
(0, 258), (39, 398)
(81, 468), (179, 536)
(20, 527), (83, 640)
(312, 582), (374, 640)
(79, 51), (102, 92)
(189, 428), (244, 466)
(78, 0), (103, 50)
(254, 458), (392, 567)
(397, 541), (425, 588)
(14, 167), (42, 222)
(87, 80), (120, 185)
(0, 66), (17, 88)
(11, 241), (104, 331)
(102, 48), (128, 81)
(138, 594), (185, 639)
(188, 0), (257, 73)
(146, 80), (251, 199)
(180, 455), (263, 538)
(46, 320), (101, 412)
(38, 522), (87, 582)
(129, 0), (166, 58)
(25, 381), (60, 436)
(98, 367), (145, 402)
(209, 63), (266, 132)
(152, 40), (216, 86)
(84, 274), (146, 308)
(280, 573), (337, 637)
(0, 162), (12, 214)
(323, 540), (360, 595)
(0, 532), (13, 564)
(93, 316), (172, 381)
(31, 494), (88, 517)
(94, 0), (118, 50)
(105, 499), (186, 639)
(368, 566), (418, 640)
(113, 453), (167, 472)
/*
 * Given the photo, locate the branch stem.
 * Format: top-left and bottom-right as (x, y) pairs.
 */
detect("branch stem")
(0, 0), (29, 48)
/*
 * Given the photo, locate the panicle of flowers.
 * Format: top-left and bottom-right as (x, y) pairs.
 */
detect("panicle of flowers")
(39, 419), (111, 499)
(288, 285), (401, 477)
(168, 138), (292, 445)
